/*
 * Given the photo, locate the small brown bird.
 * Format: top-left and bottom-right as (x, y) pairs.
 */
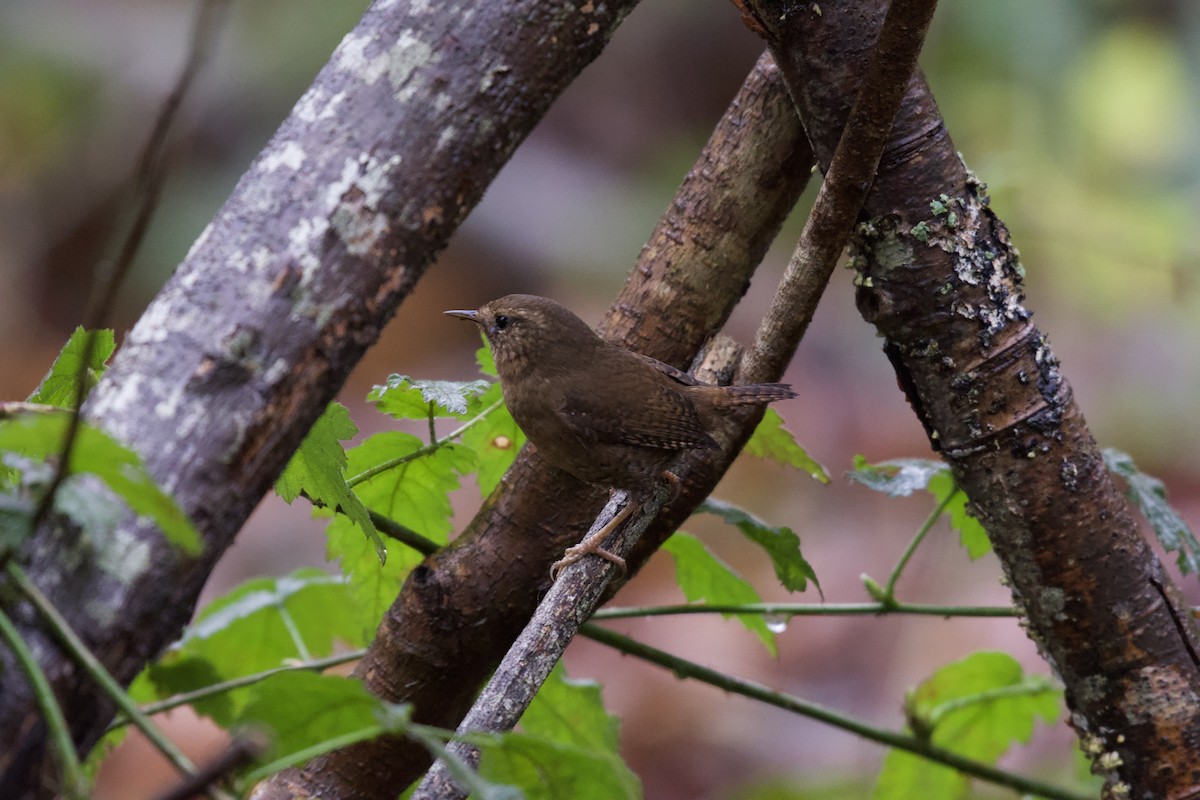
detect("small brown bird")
(446, 294), (795, 573)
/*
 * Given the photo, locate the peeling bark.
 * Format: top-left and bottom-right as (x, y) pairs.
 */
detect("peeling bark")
(0, 1), (638, 796)
(741, 1), (1200, 796)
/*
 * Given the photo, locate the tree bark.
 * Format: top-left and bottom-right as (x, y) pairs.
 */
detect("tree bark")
(740, 1), (1200, 797)
(253, 52), (815, 800)
(0, 0), (638, 796)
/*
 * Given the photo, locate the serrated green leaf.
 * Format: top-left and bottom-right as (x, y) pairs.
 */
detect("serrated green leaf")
(698, 498), (818, 594)
(369, 374), (492, 419)
(326, 514), (412, 635)
(482, 651), (637, 799)
(461, 383), (525, 496)
(663, 532), (776, 655)
(926, 472), (990, 559)
(237, 672), (393, 765)
(745, 409), (829, 483)
(28, 327), (116, 408)
(522, 665), (621, 752)
(1105, 448), (1200, 575)
(276, 403), (383, 563)
(874, 652), (1061, 800)
(0, 411), (200, 554)
(478, 731), (641, 800)
(146, 655), (237, 725)
(328, 432), (471, 625)
(850, 457), (990, 560)
(874, 749), (964, 800)
(149, 568), (364, 720)
(848, 456), (944, 497)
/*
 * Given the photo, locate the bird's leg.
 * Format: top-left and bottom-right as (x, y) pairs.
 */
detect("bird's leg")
(551, 494), (636, 579)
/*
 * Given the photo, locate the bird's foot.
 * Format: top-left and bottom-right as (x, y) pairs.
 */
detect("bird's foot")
(659, 470), (682, 504)
(551, 542), (627, 580)
(551, 500), (636, 579)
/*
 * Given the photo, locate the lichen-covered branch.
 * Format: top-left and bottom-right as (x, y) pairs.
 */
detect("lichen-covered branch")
(0, 0), (637, 794)
(740, 1), (1200, 795)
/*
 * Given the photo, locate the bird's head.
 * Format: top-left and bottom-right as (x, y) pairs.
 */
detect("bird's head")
(444, 294), (601, 377)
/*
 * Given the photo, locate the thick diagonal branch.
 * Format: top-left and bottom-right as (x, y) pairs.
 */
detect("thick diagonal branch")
(0, 0), (638, 794)
(742, 1), (1200, 795)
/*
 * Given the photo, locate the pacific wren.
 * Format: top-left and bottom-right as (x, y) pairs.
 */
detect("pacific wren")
(446, 294), (795, 573)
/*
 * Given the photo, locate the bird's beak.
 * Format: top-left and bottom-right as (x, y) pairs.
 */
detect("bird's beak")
(444, 309), (481, 325)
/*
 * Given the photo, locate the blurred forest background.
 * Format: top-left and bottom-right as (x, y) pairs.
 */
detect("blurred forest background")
(2, 1), (1199, 798)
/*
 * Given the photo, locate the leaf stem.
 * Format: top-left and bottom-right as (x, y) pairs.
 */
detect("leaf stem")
(581, 624), (1091, 800)
(108, 651), (367, 727)
(882, 487), (959, 600)
(347, 398), (503, 487)
(0, 604), (88, 799)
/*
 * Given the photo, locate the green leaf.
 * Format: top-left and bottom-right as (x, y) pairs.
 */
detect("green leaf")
(926, 472), (990, 559)
(848, 456), (943, 497)
(698, 498), (818, 594)
(0, 410), (200, 554)
(369, 374), (492, 420)
(745, 409), (829, 483)
(476, 342), (497, 376)
(1105, 448), (1200, 575)
(28, 327), (116, 408)
(849, 457), (989, 559)
(460, 382), (525, 496)
(873, 652), (1061, 800)
(663, 532), (776, 655)
(276, 403), (383, 563)
(480, 663), (639, 799)
(328, 432), (472, 626)
(147, 568), (365, 722)
(237, 672), (394, 766)
(522, 665), (622, 752)
(478, 732), (640, 800)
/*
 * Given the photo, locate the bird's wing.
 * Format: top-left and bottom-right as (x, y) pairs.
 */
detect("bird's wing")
(632, 352), (701, 386)
(559, 381), (717, 451)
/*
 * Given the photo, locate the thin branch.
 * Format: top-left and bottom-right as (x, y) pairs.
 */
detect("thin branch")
(582, 624), (1092, 800)
(109, 651), (365, 730)
(592, 601), (1019, 620)
(410, 483), (673, 800)
(28, 0), (230, 533)
(740, 0), (942, 384)
(368, 511), (440, 555)
(0, 606), (87, 799)
(5, 564), (210, 792)
(152, 731), (267, 800)
(346, 399), (504, 487)
(882, 487), (960, 601)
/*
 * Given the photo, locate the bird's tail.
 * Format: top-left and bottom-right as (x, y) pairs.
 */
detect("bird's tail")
(706, 383), (796, 408)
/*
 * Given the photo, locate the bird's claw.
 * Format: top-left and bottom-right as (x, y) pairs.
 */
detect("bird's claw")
(550, 543), (627, 580)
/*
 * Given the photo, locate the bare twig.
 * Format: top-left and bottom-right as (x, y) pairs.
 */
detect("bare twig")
(582, 625), (1092, 800)
(152, 731), (268, 800)
(28, 0), (231, 533)
(739, 0), (941, 384)
(409, 484), (669, 800)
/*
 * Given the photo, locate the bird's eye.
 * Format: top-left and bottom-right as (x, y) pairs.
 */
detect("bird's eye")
(494, 314), (510, 331)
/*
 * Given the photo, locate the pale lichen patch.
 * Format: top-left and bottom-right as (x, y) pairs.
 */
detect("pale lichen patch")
(324, 153), (403, 255)
(262, 141), (306, 173)
(386, 31), (435, 102)
(295, 87), (345, 123)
